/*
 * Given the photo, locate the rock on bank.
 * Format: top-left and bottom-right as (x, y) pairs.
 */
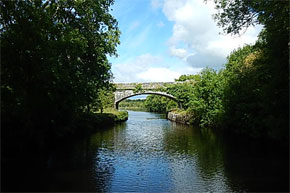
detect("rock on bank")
(167, 111), (193, 125)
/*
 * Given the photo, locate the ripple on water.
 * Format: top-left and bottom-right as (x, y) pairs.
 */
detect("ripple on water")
(89, 111), (234, 192)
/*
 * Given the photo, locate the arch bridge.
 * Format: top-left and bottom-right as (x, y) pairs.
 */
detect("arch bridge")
(114, 82), (180, 109)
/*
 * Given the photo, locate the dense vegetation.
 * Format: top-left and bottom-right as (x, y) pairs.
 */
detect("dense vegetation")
(145, 1), (288, 141)
(118, 97), (177, 112)
(119, 99), (146, 110)
(144, 95), (177, 112)
(1, 0), (121, 152)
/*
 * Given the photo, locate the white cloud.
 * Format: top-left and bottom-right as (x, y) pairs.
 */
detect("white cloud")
(137, 67), (180, 82)
(162, 0), (262, 68)
(111, 0), (263, 83)
(136, 66), (203, 82)
(169, 46), (188, 58)
(113, 54), (163, 82)
(151, 0), (164, 10)
(112, 53), (203, 83)
(183, 66), (203, 74)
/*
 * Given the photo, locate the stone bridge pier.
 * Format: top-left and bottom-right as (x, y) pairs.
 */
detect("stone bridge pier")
(114, 82), (181, 109)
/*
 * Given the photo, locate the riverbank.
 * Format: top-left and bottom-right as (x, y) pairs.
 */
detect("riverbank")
(167, 110), (193, 125)
(97, 108), (129, 122)
(2, 109), (128, 158)
(119, 107), (148, 111)
(167, 110), (289, 148)
(50, 109), (129, 144)
(83, 108), (128, 125)
(2, 109), (128, 192)
(71, 109), (128, 140)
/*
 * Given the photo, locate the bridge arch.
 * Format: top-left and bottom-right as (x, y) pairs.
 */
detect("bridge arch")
(114, 91), (180, 109)
(114, 82), (182, 110)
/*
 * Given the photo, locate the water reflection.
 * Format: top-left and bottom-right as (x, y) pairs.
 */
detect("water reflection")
(85, 111), (232, 192)
(4, 111), (288, 192)
(161, 122), (230, 192)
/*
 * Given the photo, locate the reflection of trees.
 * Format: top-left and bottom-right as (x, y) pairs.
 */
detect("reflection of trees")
(45, 123), (127, 192)
(162, 122), (224, 180)
(163, 122), (289, 192)
(221, 137), (289, 192)
(42, 137), (97, 191)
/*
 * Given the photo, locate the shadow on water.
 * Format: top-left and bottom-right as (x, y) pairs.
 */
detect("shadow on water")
(2, 111), (289, 192)
(221, 134), (289, 192)
(2, 122), (126, 192)
(162, 122), (289, 192)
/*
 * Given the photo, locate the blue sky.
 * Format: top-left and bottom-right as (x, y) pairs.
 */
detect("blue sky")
(109, 0), (262, 83)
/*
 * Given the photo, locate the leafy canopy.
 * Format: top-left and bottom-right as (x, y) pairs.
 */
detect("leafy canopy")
(1, 0), (120, 134)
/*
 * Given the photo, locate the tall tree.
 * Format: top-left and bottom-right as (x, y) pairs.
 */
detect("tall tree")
(211, 0), (289, 139)
(1, 0), (120, 144)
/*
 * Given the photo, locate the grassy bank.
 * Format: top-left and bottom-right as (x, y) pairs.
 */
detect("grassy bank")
(119, 107), (148, 111)
(97, 108), (129, 122)
(76, 108), (128, 136)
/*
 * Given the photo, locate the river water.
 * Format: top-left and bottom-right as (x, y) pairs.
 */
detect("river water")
(4, 111), (289, 192)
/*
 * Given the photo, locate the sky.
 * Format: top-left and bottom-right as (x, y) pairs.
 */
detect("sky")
(109, 0), (263, 83)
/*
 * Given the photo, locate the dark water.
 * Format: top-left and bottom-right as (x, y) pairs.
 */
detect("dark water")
(3, 111), (289, 192)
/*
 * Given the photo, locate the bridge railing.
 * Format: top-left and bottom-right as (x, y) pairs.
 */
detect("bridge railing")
(114, 82), (176, 90)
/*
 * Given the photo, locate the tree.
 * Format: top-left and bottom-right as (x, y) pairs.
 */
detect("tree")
(211, 0), (289, 35)
(222, 45), (264, 136)
(175, 74), (201, 82)
(211, 0), (289, 140)
(166, 81), (195, 109)
(187, 68), (225, 127)
(1, 0), (120, 145)
(133, 83), (144, 94)
(144, 95), (177, 112)
(94, 85), (115, 113)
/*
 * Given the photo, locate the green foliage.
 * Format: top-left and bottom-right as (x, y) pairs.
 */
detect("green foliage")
(0, 0), (120, 146)
(119, 99), (146, 110)
(144, 95), (177, 113)
(133, 83), (144, 94)
(166, 82), (195, 109)
(92, 85), (115, 113)
(163, 34), (287, 141)
(211, 0), (289, 140)
(112, 111), (129, 122)
(221, 43), (288, 139)
(166, 69), (225, 127)
(81, 110), (128, 131)
(211, 0), (289, 35)
(222, 45), (264, 129)
(187, 68), (225, 127)
(95, 108), (128, 122)
(168, 41), (287, 140)
(175, 74), (201, 82)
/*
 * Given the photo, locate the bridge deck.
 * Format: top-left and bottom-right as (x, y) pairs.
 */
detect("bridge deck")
(115, 82), (175, 90)
(113, 82), (183, 109)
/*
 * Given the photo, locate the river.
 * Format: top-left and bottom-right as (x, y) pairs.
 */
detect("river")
(4, 111), (289, 192)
